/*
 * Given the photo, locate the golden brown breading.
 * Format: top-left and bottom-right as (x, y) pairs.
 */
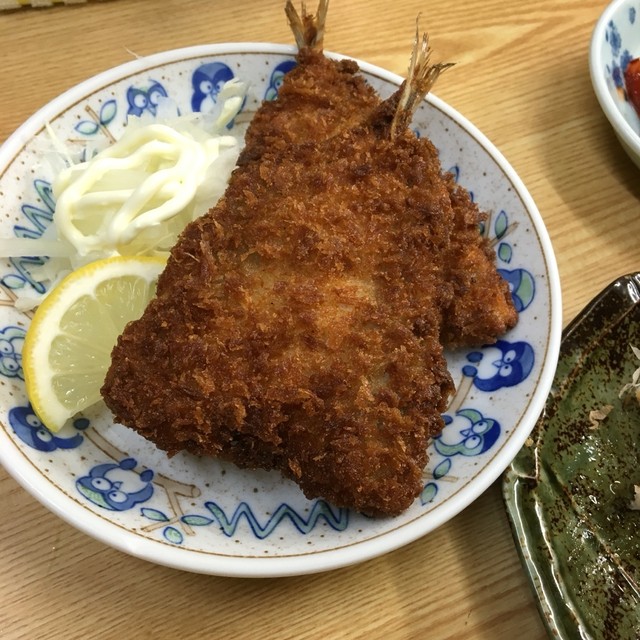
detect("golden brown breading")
(238, 2), (379, 165)
(102, 60), (457, 517)
(238, 49), (379, 165)
(439, 178), (517, 347)
(239, 0), (517, 347)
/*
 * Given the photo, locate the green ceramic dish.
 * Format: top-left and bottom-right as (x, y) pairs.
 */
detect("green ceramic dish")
(503, 273), (640, 640)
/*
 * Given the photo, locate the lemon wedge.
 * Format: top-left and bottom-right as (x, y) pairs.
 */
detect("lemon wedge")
(23, 256), (165, 432)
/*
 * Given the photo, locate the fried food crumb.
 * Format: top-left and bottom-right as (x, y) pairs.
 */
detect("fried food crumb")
(588, 405), (614, 429)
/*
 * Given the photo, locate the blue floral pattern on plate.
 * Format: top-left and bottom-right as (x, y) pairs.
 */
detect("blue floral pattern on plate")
(590, 0), (640, 167)
(0, 45), (560, 577)
(605, 13), (636, 94)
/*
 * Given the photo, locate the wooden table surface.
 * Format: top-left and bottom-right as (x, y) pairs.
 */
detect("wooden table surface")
(1, 0), (638, 638)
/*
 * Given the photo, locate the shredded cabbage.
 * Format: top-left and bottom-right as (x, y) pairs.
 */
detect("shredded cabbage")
(1, 78), (248, 310)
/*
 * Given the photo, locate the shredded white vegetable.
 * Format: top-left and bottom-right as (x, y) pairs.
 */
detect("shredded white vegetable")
(54, 126), (238, 255)
(1, 78), (248, 310)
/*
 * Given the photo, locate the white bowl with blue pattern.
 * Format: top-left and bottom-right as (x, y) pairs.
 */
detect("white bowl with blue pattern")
(590, 0), (640, 167)
(0, 44), (562, 577)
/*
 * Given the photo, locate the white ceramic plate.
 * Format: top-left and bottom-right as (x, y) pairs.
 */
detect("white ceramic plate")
(0, 43), (562, 578)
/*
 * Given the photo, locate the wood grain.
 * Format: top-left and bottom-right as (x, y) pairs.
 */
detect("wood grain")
(1, 0), (638, 637)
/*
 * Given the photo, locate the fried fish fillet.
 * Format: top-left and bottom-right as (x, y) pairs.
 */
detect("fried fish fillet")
(102, 40), (456, 516)
(240, 0), (517, 348)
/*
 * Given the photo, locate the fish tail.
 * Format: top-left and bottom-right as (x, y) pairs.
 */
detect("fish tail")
(285, 0), (329, 51)
(390, 20), (454, 137)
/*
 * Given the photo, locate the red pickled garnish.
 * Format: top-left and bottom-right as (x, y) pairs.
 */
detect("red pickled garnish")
(624, 58), (640, 117)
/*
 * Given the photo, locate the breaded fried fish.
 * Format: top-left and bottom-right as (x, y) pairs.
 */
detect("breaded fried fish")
(240, 0), (517, 347)
(102, 36), (456, 516)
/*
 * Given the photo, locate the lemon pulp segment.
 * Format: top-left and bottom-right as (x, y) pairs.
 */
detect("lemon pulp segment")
(23, 256), (165, 431)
